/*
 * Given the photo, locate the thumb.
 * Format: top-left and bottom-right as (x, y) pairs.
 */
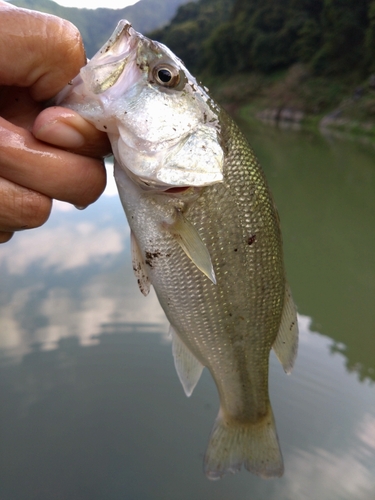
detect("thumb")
(33, 107), (112, 158)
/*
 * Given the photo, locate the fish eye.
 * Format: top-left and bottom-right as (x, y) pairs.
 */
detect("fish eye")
(158, 68), (172, 83)
(153, 64), (180, 88)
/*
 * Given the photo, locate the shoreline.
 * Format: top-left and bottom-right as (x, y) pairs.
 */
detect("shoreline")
(238, 103), (375, 140)
(207, 65), (375, 141)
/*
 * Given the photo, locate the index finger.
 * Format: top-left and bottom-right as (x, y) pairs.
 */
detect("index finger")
(0, 2), (85, 101)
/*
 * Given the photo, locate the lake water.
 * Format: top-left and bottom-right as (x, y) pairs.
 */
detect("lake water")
(0, 122), (374, 499)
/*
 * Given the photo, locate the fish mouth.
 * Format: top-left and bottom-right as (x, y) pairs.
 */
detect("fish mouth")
(137, 177), (192, 195)
(128, 170), (197, 196)
(164, 186), (191, 193)
(94, 20), (138, 66)
(79, 20), (147, 96)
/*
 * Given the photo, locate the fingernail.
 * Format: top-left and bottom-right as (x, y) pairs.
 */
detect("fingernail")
(35, 121), (85, 149)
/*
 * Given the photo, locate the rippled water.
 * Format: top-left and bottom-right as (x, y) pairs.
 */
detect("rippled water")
(0, 124), (374, 499)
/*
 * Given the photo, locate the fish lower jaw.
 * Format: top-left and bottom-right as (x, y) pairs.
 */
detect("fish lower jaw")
(127, 171), (201, 199)
(136, 180), (195, 195)
(164, 186), (191, 194)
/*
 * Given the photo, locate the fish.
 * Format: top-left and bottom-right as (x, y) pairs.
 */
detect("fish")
(57, 20), (299, 480)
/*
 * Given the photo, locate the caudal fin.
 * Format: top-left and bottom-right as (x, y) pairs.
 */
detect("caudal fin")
(204, 406), (284, 480)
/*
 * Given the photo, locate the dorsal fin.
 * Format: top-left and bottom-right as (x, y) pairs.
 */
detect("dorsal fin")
(272, 284), (299, 374)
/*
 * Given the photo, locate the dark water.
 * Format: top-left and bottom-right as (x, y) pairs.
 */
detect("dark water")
(0, 124), (374, 499)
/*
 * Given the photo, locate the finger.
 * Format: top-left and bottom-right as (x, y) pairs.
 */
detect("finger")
(0, 87), (42, 128)
(0, 231), (14, 244)
(33, 107), (112, 158)
(0, 118), (106, 206)
(0, 4), (85, 101)
(0, 176), (52, 232)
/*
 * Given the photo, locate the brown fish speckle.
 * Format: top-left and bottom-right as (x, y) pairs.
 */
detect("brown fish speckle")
(247, 234), (257, 246)
(145, 251), (161, 267)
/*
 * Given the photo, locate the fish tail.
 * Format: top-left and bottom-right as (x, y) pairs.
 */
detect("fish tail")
(204, 405), (284, 480)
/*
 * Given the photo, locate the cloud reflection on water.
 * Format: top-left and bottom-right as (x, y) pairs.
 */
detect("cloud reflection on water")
(357, 413), (375, 455)
(0, 187), (168, 359)
(0, 313), (374, 500)
(0, 160), (374, 498)
(0, 266), (167, 358)
(0, 223), (124, 275)
(282, 445), (374, 500)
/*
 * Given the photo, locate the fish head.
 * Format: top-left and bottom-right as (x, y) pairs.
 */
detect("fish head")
(58, 20), (224, 189)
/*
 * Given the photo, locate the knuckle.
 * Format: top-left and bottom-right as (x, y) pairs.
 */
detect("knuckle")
(18, 190), (52, 229)
(41, 17), (85, 87)
(54, 18), (85, 67)
(0, 178), (52, 232)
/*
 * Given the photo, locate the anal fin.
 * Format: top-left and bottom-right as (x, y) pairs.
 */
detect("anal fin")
(272, 283), (299, 373)
(170, 324), (204, 397)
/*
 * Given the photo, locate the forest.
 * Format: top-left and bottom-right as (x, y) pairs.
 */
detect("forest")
(12, 0), (375, 80)
(149, 0), (375, 128)
(9, 0), (375, 126)
(151, 0), (375, 79)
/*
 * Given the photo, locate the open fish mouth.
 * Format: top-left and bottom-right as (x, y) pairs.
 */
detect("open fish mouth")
(95, 20), (136, 63)
(80, 21), (182, 98)
(164, 186), (191, 193)
(79, 20), (142, 96)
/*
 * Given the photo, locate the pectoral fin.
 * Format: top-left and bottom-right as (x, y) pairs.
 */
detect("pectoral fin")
(170, 324), (204, 397)
(169, 210), (216, 284)
(131, 231), (151, 296)
(272, 284), (299, 374)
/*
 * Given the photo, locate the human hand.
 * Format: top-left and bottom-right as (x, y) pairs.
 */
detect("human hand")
(0, 1), (111, 243)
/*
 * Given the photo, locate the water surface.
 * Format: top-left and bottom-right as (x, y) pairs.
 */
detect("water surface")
(0, 125), (374, 499)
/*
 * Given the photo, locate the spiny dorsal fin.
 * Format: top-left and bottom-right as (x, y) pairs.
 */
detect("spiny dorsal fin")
(170, 324), (204, 397)
(131, 231), (151, 296)
(272, 284), (299, 374)
(169, 209), (216, 284)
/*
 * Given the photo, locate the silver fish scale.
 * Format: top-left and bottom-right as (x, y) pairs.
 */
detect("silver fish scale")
(125, 112), (285, 423)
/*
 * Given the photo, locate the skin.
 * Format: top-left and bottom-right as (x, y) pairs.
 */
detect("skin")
(0, 1), (111, 243)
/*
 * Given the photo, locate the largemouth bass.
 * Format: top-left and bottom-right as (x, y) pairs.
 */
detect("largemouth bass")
(57, 20), (298, 479)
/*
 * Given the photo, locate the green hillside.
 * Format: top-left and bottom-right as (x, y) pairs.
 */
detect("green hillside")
(151, 0), (374, 78)
(149, 0), (233, 71)
(149, 0), (375, 133)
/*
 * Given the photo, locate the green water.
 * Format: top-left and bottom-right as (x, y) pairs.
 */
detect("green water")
(0, 124), (374, 499)
(245, 123), (375, 382)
